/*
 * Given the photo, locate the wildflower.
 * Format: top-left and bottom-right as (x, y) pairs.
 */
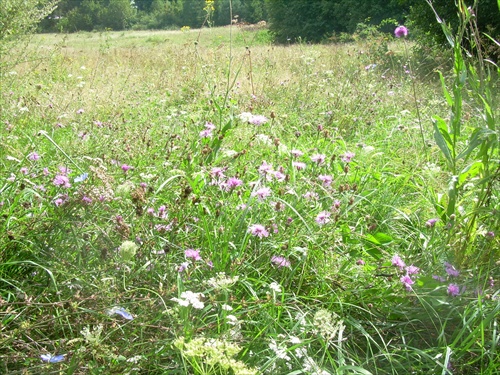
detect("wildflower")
(318, 174), (333, 186)
(444, 262), (460, 277)
(155, 224), (172, 232)
(391, 254), (406, 270)
(433, 275), (446, 282)
(54, 198), (65, 206)
(172, 291), (204, 309)
(394, 25), (408, 38)
(58, 166), (71, 175)
(178, 262), (189, 273)
(185, 248), (202, 261)
(303, 191), (319, 200)
(426, 218), (438, 228)
(121, 164), (133, 172)
(210, 167), (226, 179)
(291, 149), (304, 158)
(206, 272), (239, 290)
(271, 169), (286, 181)
(341, 151), (355, 163)
(447, 283), (460, 296)
(258, 161), (273, 175)
(222, 304), (233, 311)
(400, 275), (415, 291)
(76, 108), (84, 114)
(82, 196), (92, 204)
(292, 161), (306, 170)
(28, 152), (40, 161)
(248, 224), (269, 238)
(356, 259), (365, 265)
(119, 240), (138, 262)
(20, 167), (28, 175)
(405, 265), (420, 275)
(252, 187), (271, 200)
(269, 281), (282, 292)
(310, 153), (326, 165)
(199, 129), (213, 138)
(226, 177), (243, 190)
(107, 306), (134, 320)
(315, 211), (331, 225)
(271, 255), (291, 268)
(238, 112), (253, 122)
(40, 354), (65, 363)
(248, 114), (268, 126)
(53, 175), (71, 188)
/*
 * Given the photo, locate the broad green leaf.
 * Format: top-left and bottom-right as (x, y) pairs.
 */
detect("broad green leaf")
(458, 161), (483, 185)
(433, 116), (453, 164)
(457, 128), (495, 160)
(373, 232), (393, 244)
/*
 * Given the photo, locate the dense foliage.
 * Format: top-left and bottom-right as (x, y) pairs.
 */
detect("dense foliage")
(38, 0), (268, 31)
(265, 0), (407, 43)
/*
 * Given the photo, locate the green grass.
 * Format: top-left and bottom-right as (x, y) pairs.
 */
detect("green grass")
(1, 25), (499, 375)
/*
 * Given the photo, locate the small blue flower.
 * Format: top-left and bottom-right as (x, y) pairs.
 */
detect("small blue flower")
(107, 306), (133, 320)
(41, 353), (65, 363)
(74, 173), (88, 183)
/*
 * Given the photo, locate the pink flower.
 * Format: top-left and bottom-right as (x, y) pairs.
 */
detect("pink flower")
(318, 174), (333, 186)
(76, 108), (84, 114)
(199, 129), (213, 138)
(445, 262), (459, 277)
(394, 26), (408, 38)
(341, 152), (355, 163)
(356, 259), (365, 265)
(226, 177), (243, 190)
(400, 275), (414, 291)
(252, 187), (271, 200)
(258, 161), (273, 175)
(249, 115), (268, 126)
(291, 149), (303, 158)
(185, 248), (202, 261)
(20, 167), (28, 175)
(405, 265), (420, 275)
(315, 211), (331, 225)
(447, 283), (460, 296)
(426, 218), (438, 228)
(210, 167), (226, 179)
(28, 152), (40, 161)
(391, 255), (406, 270)
(310, 154), (326, 165)
(249, 224), (269, 238)
(121, 164), (133, 172)
(82, 196), (92, 204)
(271, 255), (291, 268)
(53, 175), (71, 188)
(292, 161), (306, 171)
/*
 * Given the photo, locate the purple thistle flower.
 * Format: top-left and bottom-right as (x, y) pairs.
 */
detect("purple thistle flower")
(447, 283), (460, 296)
(199, 129), (213, 138)
(252, 187), (271, 201)
(405, 265), (420, 275)
(258, 161), (273, 175)
(226, 177), (243, 190)
(394, 26), (408, 38)
(310, 154), (326, 165)
(271, 255), (291, 268)
(249, 114), (268, 126)
(292, 161), (306, 171)
(341, 151), (355, 163)
(426, 218), (438, 228)
(185, 248), (202, 261)
(82, 196), (92, 204)
(391, 254), (406, 270)
(291, 149), (304, 158)
(318, 174), (333, 187)
(178, 262), (189, 273)
(53, 174), (71, 188)
(444, 262), (460, 277)
(28, 152), (40, 161)
(249, 224), (269, 238)
(433, 275), (446, 282)
(121, 164), (133, 172)
(315, 211), (331, 225)
(400, 275), (415, 291)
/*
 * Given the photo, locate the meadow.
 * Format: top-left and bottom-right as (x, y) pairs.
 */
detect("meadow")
(0, 24), (499, 374)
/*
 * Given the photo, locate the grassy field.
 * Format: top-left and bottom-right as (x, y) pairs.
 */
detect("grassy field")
(1, 26), (499, 374)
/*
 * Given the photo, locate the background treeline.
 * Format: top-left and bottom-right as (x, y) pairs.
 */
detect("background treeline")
(36, 0), (499, 54)
(38, 0), (269, 32)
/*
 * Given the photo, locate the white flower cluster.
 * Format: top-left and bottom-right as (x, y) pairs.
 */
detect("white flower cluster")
(206, 272), (239, 290)
(313, 309), (345, 341)
(171, 291), (204, 309)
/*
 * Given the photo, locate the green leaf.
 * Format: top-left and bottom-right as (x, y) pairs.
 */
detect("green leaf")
(458, 161), (483, 185)
(437, 71), (453, 107)
(433, 116), (453, 164)
(373, 232), (393, 244)
(457, 128), (495, 160)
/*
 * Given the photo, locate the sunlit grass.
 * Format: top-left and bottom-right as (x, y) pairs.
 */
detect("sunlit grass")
(1, 26), (498, 374)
